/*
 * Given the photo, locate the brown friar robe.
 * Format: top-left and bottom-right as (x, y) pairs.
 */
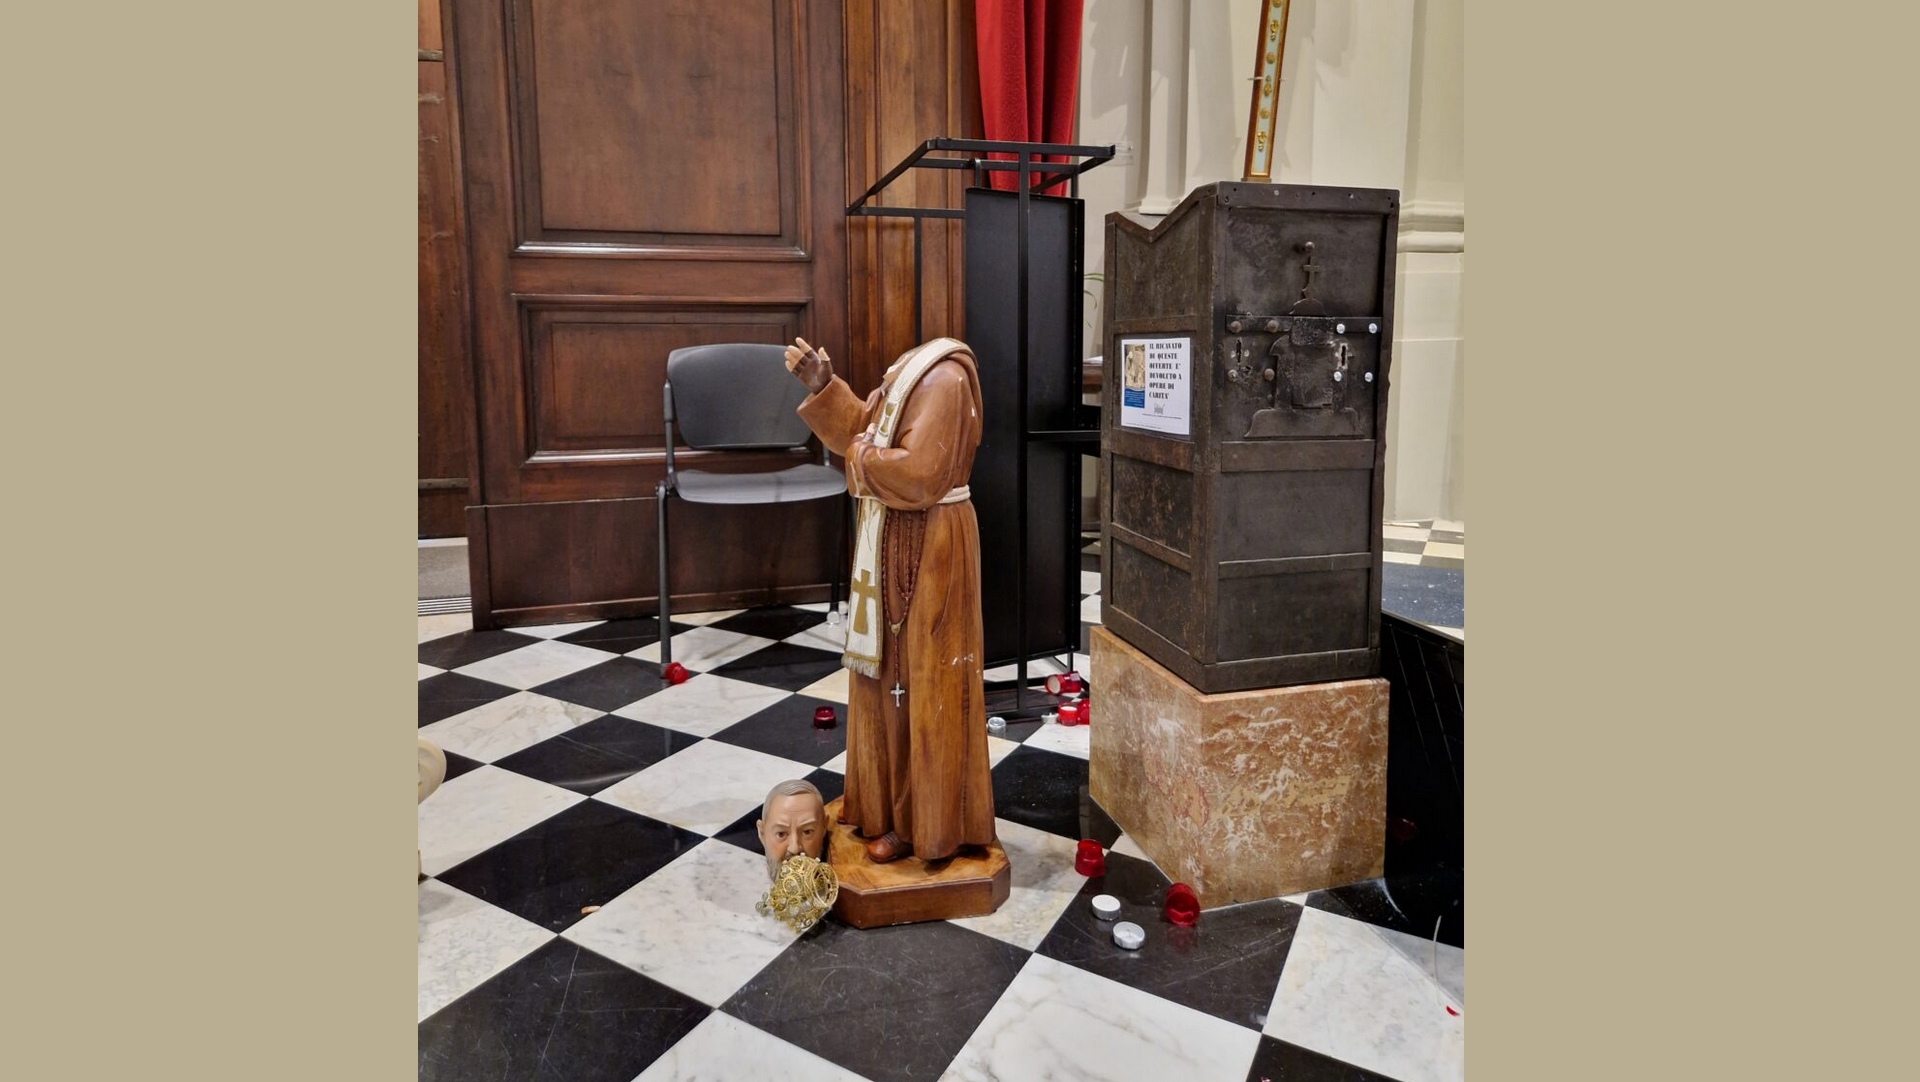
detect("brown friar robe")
(795, 346), (996, 861)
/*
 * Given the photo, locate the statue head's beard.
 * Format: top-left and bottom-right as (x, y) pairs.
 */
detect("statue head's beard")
(757, 853), (840, 934)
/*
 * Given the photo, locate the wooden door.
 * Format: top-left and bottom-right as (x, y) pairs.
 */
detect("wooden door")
(450, 0), (849, 627)
(419, 0), (474, 539)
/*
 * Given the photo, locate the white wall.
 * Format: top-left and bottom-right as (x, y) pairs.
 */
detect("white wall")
(1077, 0), (1465, 524)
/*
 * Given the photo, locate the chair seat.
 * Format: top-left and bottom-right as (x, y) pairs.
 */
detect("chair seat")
(672, 463), (847, 506)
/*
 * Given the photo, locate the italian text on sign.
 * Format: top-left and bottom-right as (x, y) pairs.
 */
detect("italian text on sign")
(1118, 336), (1191, 436)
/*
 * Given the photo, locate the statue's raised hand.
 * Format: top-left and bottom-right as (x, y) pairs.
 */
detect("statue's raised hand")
(784, 337), (832, 394)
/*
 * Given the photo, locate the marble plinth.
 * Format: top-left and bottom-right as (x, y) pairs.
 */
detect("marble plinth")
(1088, 626), (1387, 906)
(823, 798), (1011, 929)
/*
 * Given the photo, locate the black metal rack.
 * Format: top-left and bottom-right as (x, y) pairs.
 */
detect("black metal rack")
(846, 138), (1115, 718)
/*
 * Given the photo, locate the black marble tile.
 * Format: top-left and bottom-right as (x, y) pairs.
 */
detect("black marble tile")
(1246, 1035), (1398, 1081)
(709, 604), (829, 642)
(1420, 556), (1465, 571)
(419, 937), (708, 1082)
(712, 767), (844, 855)
(1036, 850), (1300, 1031)
(722, 918), (1028, 1082)
(1379, 563), (1464, 631)
(710, 693), (847, 766)
(1306, 870), (1464, 949)
(418, 671), (517, 726)
(708, 641), (846, 692)
(1080, 620), (1094, 653)
(492, 715), (700, 796)
(436, 800), (704, 931)
(1428, 530), (1465, 545)
(417, 629), (543, 670)
(1080, 550), (1103, 573)
(529, 656), (670, 712)
(991, 744), (1118, 844)
(556, 617), (673, 655)
(1383, 537), (1428, 554)
(442, 750), (483, 783)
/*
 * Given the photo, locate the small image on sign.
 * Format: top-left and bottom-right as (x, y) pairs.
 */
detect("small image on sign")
(1122, 343), (1148, 409)
(1118, 336), (1190, 436)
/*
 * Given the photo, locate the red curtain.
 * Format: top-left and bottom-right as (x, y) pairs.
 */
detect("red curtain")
(975, 0), (1083, 194)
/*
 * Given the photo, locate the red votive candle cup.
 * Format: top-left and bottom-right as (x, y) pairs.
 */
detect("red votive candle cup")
(1074, 839), (1106, 876)
(1058, 700), (1084, 726)
(662, 662), (690, 685)
(813, 705), (837, 729)
(1046, 671), (1085, 696)
(1163, 882), (1200, 927)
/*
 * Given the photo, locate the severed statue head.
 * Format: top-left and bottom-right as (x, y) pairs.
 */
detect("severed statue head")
(755, 779), (838, 933)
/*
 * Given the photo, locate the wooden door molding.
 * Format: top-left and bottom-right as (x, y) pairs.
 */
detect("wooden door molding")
(419, 0), (480, 538)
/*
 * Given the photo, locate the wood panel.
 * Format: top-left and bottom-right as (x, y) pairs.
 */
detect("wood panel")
(514, 0), (796, 247)
(842, 0), (980, 392)
(524, 305), (796, 457)
(452, 0), (851, 625)
(419, 0), (476, 539)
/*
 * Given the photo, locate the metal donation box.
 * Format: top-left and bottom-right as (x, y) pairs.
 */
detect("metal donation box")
(1099, 183), (1399, 693)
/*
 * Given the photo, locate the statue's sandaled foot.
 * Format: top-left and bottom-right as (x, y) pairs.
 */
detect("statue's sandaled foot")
(864, 831), (912, 864)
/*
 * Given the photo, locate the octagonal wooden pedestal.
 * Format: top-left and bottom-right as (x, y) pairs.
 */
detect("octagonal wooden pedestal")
(823, 797), (1011, 929)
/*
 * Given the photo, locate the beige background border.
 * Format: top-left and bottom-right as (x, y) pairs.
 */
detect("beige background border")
(7, 1), (1914, 1078)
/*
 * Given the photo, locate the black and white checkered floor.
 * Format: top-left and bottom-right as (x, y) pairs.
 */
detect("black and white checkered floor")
(417, 552), (1465, 1082)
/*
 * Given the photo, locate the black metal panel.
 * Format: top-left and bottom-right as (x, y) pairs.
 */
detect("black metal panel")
(965, 187), (1081, 666)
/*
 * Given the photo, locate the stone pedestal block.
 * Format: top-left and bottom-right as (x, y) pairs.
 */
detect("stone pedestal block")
(1089, 627), (1388, 906)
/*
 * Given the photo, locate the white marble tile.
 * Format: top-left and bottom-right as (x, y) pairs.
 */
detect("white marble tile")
(630, 627), (776, 671)
(419, 691), (603, 762)
(1110, 833), (1161, 873)
(1279, 890), (1313, 904)
(1080, 594), (1102, 624)
(783, 621), (847, 654)
(418, 663), (443, 681)
(1431, 518), (1465, 534)
(949, 820), (1087, 951)
(669, 608), (746, 627)
(565, 840), (799, 1007)
(502, 619), (603, 640)
(818, 751), (848, 773)
(1434, 626), (1464, 641)
(984, 657), (1067, 684)
(417, 766), (583, 876)
(453, 639), (615, 689)
(797, 667), (849, 704)
(634, 1011), (866, 1082)
(1080, 570), (1103, 595)
(416, 879), (554, 1021)
(417, 612), (472, 644)
(1073, 652), (1091, 678)
(943, 954), (1261, 1082)
(1384, 525), (1432, 542)
(1422, 541), (1465, 560)
(1263, 907), (1465, 1082)
(1384, 550), (1423, 565)
(612, 674), (791, 737)
(595, 739), (811, 835)
(1021, 719), (1090, 760)
(984, 736), (1021, 766)
(1374, 923), (1466, 1006)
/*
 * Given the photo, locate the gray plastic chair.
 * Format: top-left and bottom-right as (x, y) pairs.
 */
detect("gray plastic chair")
(656, 343), (848, 670)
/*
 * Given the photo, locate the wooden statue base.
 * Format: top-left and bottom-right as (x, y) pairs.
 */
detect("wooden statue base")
(822, 797), (1011, 929)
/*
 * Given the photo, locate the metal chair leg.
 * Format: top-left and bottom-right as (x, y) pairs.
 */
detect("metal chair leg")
(829, 492), (847, 621)
(656, 479), (673, 669)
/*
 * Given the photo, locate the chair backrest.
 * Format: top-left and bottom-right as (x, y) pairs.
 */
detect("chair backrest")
(666, 343), (816, 451)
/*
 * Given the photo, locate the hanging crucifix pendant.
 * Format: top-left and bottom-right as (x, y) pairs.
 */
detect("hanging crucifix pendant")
(891, 683), (905, 707)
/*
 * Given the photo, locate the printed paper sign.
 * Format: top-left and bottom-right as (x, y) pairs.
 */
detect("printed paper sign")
(1118, 336), (1191, 436)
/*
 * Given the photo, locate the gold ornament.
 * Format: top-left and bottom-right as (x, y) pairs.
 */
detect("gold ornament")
(757, 853), (840, 933)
